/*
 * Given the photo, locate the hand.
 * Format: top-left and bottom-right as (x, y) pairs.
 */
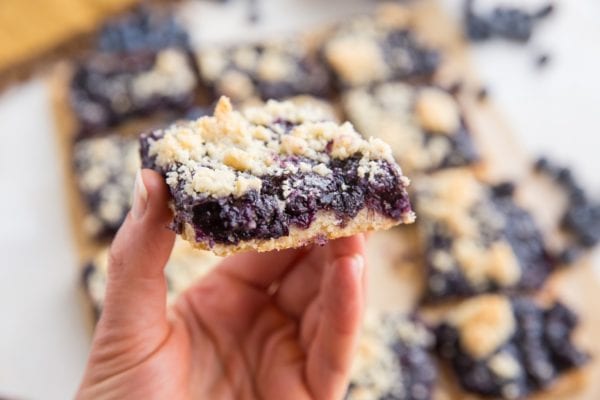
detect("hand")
(77, 170), (367, 400)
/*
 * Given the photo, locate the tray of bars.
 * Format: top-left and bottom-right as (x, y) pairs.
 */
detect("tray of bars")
(49, 1), (600, 399)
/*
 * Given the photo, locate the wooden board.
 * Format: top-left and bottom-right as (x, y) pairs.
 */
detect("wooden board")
(48, 1), (600, 398)
(0, 0), (146, 90)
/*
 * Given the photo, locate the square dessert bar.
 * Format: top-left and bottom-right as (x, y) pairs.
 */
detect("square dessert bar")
(414, 170), (553, 302)
(343, 83), (478, 175)
(347, 311), (437, 400)
(70, 47), (198, 137)
(141, 97), (415, 256)
(322, 2), (440, 88)
(83, 239), (221, 318)
(73, 133), (139, 239)
(196, 38), (331, 103)
(435, 294), (588, 399)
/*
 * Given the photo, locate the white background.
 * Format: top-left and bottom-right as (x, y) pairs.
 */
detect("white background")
(0, 0), (598, 398)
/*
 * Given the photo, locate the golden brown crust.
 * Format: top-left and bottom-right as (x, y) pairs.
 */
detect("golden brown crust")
(182, 208), (414, 257)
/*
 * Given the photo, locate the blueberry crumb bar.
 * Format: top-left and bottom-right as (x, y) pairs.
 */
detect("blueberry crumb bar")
(140, 96), (414, 256)
(70, 48), (197, 137)
(322, 3), (440, 88)
(347, 312), (437, 400)
(73, 133), (139, 238)
(415, 170), (552, 302)
(197, 38), (331, 103)
(343, 83), (478, 174)
(435, 294), (588, 399)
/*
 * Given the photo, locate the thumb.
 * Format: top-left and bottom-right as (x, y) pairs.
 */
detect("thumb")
(98, 169), (175, 341)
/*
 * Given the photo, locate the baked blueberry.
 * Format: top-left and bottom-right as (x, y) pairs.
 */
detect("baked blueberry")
(346, 312), (437, 400)
(414, 170), (552, 302)
(73, 133), (140, 239)
(82, 240), (221, 319)
(70, 48), (198, 137)
(96, 6), (190, 54)
(140, 97), (414, 256)
(435, 294), (588, 399)
(533, 157), (600, 252)
(464, 0), (555, 43)
(322, 3), (440, 88)
(343, 83), (478, 175)
(196, 38), (330, 103)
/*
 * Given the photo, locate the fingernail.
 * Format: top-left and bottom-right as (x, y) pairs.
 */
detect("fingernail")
(131, 170), (148, 220)
(351, 254), (364, 278)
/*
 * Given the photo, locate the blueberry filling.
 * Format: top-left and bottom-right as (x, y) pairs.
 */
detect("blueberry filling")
(346, 315), (437, 400)
(96, 6), (190, 54)
(435, 298), (588, 399)
(423, 125), (479, 171)
(493, 195), (553, 290)
(73, 135), (139, 239)
(382, 30), (441, 83)
(389, 340), (437, 400)
(70, 50), (197, 137)
(146, 154), (411, 245)
(346, 341), (436, 400)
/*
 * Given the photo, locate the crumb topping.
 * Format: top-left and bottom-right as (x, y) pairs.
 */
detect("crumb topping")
(454, 240), (522, 288)
(256, 49), (296, 82)
(488, 352), (521, 379)
(448, 295), (516, 359)
(417, 169), (484, 236)
(323, 3), (414, 87)
(415, 87), (460, 134)
(324, 35), (388, 87)
(197, 39), (328, 102)
(216, 70), (255, 100)
(274, 95), (339, 123)
(375, 2), (412, 29)
(132, 49), (197, 102)
(148, 97), (398, 198)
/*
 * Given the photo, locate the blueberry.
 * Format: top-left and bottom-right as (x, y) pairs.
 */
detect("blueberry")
(535, 53), (551, 69)
(464, 0), (553, 44)
(466, 14), (493, 41)
(534, 156), (550, 172)
(568, 186), (586, 203)
(491, 7), (534, 42)
(556, 167), (573, 185)
(492, 181), (516, 198)
(477, 86), (489, 101)
(534, 3), (555, 19)
(557, 247), (580, 265)
(464, 0), (492, 41)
